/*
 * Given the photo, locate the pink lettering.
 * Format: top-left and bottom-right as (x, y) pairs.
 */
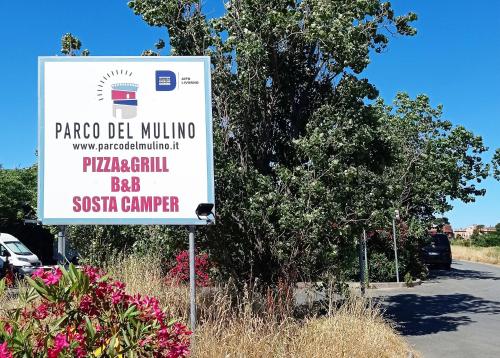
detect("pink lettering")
(111, 177), (120, 192)
(170, 196), (179, 212)
(82, 157), (91, 172)
(131, 177), (141, 192)
(72, 196), (81, 212)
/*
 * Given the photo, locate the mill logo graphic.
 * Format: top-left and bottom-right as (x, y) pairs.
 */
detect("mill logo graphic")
(96, 69), (139, 119)
(111, 83), (138, 119)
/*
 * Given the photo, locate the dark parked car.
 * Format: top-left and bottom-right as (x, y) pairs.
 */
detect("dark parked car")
(422, 233), (452, 269)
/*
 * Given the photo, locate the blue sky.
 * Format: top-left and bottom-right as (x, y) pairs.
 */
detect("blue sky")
(0, 1), (498, 228)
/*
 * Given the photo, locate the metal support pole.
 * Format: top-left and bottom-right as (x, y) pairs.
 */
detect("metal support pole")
(392, 219), (400, 283)
(189, 225), (196, 333)
(363, 229), (369, 287)
(358, 236), (365, 296)
(57, 225), (66, 265)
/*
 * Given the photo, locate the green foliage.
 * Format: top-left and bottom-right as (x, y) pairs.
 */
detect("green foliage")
(128, 0), (418, 282)
(1, 2), (494, 287)
(492, 148), (500, 181)
(0, 165), (37, 225)
(377, 93), (491, 235)
(60, 33), (89, 56)
(0, 265), (191, 356)
(404, 272), (414, 287)
(367, 252), (395, 283)
(65, 225), (186, 266)
(471, 232), (500, 247)
(57, 1), (495, 285)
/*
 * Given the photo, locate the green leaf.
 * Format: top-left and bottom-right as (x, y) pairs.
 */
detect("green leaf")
(85, 316), (96, 338)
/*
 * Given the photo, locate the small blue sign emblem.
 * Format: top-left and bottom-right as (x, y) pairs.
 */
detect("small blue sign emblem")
(156, 70), (176, 91)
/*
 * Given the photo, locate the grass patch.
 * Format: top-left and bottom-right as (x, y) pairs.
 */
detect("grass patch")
(452, 244), (500, 265)
(0, 257), (418, 357)
(106, 256), (419, 357)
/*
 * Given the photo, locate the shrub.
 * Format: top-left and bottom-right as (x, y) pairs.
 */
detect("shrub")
(471, 233), (500, 247)
(0, 265), (191, 357)
(167, 250), (211, 287)
(368, 252), (396, 282)
(404, 272), (414, 287)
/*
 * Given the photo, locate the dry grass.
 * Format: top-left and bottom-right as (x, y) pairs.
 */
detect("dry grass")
(194, 298), (417, 358)
(452, 244), (500, 265)
(108, 256), (419, 358)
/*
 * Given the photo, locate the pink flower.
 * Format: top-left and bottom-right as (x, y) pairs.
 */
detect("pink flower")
(3, 323), (12, 335)
(34, 303), (49, 320)
(111, 290), (125, 304)
(82, 266), (102, 283)
(0, 342), (13, 358)
(34, 337), (45, 352)
(31, 267), (63, 286)
(112, 280), (126, 290)
(167, 250), (211, 287)
(127, 294), (144, 308)
(44, 268), (62, 286)
(31, 268), (46, 279)
(55, 333), (69, 349)
(48, 333), (69, 358)
(94, 281), (111, 298)
(47, 348), (59, 358)
(73, 346), (86, 358)
(79, 294), (96, 316)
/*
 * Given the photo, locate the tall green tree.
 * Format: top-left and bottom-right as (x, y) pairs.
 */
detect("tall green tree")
(54, 1), (498, 284)
(493, 148), (500, 180)
(129, 0), (417, 282)
(377, 93), (491, 236)
(0, 166), (37, 225)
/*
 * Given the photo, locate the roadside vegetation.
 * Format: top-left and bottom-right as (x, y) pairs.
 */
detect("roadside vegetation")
(109, 256), (420, 357)
(452, 245), (500, 266)
(0, 257), (418, 357)
(452, 225), (500, 265)
(0, 250), (421, 357)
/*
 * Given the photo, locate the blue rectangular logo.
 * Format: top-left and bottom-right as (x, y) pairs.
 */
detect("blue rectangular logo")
(156, 70), (176, 91)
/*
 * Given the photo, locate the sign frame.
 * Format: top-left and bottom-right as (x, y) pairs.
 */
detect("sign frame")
(38, 56), (214, 225)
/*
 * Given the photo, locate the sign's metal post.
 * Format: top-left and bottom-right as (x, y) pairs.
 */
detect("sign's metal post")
(363, 229), (368, 287)
(189, 225), (196, 333)
(358, 235), (365, 296)
(392, 217), (400, 283)
(57, 225), (66, 265)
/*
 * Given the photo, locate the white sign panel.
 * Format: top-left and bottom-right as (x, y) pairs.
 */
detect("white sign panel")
(38, 57), (214, 225)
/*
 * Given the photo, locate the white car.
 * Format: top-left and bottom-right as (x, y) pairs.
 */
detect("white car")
(0, 233), (42, 276)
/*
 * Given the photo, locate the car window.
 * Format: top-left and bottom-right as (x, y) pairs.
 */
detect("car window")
(4, 241), (32, 255)
(431, 234), (449, 246)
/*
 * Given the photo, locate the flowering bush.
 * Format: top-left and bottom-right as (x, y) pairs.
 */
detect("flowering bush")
(167, 251), (210, 287)
(0, 265), (191, 357)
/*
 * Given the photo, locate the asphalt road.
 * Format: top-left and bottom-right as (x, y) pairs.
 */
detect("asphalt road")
(372, 260), (500, 358)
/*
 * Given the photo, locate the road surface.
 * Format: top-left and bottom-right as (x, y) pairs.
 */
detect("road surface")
(373, 260), (500, 358)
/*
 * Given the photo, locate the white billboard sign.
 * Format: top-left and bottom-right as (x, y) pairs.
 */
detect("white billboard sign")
(38, 57), (214, 225)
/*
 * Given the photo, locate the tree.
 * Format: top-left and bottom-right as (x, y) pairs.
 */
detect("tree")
(60, 33), (90, 56)
(128, 0), (417, 282)
(52, 1), (498, 284)
(493, 149), (500, 181)
(433, 217), (450, 230)
(376, 93), (490, 236)
(0, 166), (37, 225)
